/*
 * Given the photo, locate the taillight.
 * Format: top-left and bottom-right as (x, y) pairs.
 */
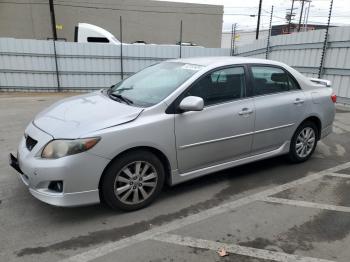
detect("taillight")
(331, 93), (337, 103)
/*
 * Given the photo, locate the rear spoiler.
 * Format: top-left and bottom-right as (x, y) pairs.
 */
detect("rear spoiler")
(309, 78), (331, 87)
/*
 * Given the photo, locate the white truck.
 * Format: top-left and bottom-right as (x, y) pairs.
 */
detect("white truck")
(74, 23), (121, 44)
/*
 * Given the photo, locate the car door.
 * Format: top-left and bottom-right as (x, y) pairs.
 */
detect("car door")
(249, 65), (306, 154)
(174, 66), (255, 173)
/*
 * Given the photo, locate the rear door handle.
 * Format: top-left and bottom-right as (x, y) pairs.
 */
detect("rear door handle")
(294, 98), (305, 105)
(238, 108), (253, 116)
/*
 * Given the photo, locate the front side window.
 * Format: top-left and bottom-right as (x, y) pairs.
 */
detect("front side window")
(251, 66), (298, 96)
(109, 62), (204, 107)
(186, 67), (246, 106)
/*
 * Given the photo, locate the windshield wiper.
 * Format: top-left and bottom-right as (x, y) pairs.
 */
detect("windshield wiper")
(109, 93), (133, 105)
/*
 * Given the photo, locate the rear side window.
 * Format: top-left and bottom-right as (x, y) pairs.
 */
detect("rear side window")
(186, 67), (246, 106)
(251, 66), (299, 96)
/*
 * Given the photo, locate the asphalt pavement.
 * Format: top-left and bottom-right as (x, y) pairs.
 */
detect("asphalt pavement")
(1, 92), (350, 262)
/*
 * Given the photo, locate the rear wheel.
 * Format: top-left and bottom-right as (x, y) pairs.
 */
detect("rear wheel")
(288, 121), (318, 163)
(101, 150), (165, 211)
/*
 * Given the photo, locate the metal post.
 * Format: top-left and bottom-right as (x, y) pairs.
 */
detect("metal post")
(297, 0), (305, 32)
(302, 6), (307, 31)
(49, 0), (57, 40)
(302, 1), (310, 31)
(230, 24), (234, 56)
(266, 5), (274, 59)
(179, 20), (183, 58)
(232, 24), (237, 56)
(304, 1), (311, 31)
(49, 0), (60, 90)
(318, 0), (333, 78)
(288, 0), (295, 33)
(256, 0), (263, 39)
(120, 16), (124, 80)
(52, 40), (60, 91)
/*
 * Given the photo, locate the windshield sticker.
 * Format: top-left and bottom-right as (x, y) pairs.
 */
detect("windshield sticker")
(182, 64), (203, 71)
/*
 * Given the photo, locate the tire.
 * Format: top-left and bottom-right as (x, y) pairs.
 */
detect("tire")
(101, 150), (165, 211)
(288, 121), (318, 163)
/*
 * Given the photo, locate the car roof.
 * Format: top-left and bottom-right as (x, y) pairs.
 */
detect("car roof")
(170, 56), (316, 89)
(170, 56), (284, 67)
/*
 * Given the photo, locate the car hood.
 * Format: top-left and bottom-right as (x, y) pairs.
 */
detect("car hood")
(34, 91), (143, 139)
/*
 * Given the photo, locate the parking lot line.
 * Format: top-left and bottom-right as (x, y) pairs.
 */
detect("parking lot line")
(60, 161), (350, 262)
(326, 172), (350, 178)
(261, 196), (350, 212)
(151, 233), (335, 262)
(333, 121), (350, 133)
(332, 126), (344, 134)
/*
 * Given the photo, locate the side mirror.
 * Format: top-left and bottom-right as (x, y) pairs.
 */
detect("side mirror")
(179, 96), (204, 112)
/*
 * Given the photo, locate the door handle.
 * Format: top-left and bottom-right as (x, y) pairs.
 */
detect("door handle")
(294, 98), (305, 105)
(238, 108), (253, 116)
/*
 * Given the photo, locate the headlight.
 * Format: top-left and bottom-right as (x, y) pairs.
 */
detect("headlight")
(41, 137), (100, 159)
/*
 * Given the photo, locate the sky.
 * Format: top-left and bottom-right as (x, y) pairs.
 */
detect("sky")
(158, 0), (350, 31)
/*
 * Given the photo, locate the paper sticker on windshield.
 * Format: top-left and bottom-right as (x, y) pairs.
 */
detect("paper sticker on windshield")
(182, 64), (203, 71)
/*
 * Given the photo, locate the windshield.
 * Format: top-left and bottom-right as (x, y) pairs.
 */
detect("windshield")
(109, 62), (204, 107)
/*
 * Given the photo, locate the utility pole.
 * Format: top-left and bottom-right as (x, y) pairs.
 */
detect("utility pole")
(287, 0), (295, 33)
(297, 0), (305, 32)
(49, 0), (58, 40)
(256, 0), (263, 39)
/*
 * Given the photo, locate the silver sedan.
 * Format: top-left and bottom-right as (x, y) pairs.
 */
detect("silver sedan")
(10, 57), (336, 210)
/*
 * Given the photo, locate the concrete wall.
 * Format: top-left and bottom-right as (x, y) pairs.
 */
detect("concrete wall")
(0, 0), (223, 48)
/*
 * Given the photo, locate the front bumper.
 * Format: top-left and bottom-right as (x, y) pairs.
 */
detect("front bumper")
(10, 122), (110, 207)
(9, 153), (23, 174)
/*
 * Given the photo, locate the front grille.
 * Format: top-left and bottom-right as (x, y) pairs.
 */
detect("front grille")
(25, 135), (38, 151)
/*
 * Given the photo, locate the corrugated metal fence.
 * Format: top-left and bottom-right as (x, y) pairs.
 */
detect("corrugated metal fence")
(0, 38), (230, 91)
(235, 26), (350, 104)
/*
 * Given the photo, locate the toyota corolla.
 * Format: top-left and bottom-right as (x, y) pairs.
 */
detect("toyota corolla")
(10, 57), (336, 211)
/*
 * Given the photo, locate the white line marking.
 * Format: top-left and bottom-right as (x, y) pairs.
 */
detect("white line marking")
(60, 162), (350, 262)
(316, 141), (332, 156)
(262, 196), (350, 213)
(326, 172), (350, 178)
(333, 121), (350, 133)
(332, 126), (344, 134)
(335, 144), (346, 156)
(151, 233), (335, 262)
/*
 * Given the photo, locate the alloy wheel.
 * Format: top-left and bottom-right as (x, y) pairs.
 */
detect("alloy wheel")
(295, 127), (316, 158)
(114, 161), (158, 205)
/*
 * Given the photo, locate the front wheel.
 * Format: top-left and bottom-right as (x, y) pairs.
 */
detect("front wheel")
(101, 150), (165, 211)
(288, 121), (318, 163)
